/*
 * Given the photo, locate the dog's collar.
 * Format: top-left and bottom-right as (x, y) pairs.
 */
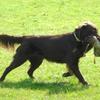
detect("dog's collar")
(73, 32), (81, 42)
(83, 43), (90, 56)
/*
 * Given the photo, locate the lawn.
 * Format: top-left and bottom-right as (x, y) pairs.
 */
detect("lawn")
(0, 0), (100, 100)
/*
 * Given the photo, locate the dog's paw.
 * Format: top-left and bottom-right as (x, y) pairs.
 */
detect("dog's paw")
(82, 81), (90, 87)
(0, 78), (4, 82)
(62, 72), (73, 77)
(29, 76), (35, 80)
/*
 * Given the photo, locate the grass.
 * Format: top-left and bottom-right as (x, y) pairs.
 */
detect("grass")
(0, 0), (100, 100)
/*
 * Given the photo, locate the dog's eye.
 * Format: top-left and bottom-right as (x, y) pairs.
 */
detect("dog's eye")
(93, 29), (96, 32)
(91, 29), (97, 34)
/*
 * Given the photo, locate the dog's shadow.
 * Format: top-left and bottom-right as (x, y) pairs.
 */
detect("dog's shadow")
(0, 79), (88, 94)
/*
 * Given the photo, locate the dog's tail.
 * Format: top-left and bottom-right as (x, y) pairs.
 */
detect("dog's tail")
(0, 34), (26, 48)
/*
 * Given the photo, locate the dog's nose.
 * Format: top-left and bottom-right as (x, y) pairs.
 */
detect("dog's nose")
(93, 36), (97, 40)
(90, 36), (97, 42)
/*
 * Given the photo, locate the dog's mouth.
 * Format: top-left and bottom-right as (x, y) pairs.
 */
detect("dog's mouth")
(88, 36), (98, 44)
(83, 35), (97, 44)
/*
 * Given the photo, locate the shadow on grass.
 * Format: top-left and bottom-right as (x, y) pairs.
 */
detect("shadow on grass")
(0, 79), (88, 94)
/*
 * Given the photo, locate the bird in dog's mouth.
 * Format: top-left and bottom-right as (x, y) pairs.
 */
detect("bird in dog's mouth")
(93, 36), (100, 56)
(88, 36), (100, 63)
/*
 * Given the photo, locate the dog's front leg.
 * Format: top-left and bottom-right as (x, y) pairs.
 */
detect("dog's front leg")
(67, 60), (88, 85)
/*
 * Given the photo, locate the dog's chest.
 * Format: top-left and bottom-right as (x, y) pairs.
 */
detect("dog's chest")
(71, 43), (87, 57)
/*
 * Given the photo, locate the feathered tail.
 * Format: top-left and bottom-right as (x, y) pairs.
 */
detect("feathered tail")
(0, 34), (25, 48)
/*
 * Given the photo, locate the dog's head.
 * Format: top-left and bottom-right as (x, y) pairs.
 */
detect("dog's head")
(74, 21), (99, 42)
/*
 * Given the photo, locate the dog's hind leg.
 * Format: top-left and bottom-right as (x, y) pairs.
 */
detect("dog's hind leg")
(27, 54), (43, 79)
(0, 45), (29, 82)
(0, 55), (27, 81)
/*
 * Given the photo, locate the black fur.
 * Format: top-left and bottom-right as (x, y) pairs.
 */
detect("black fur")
(0, 22), (99, 85)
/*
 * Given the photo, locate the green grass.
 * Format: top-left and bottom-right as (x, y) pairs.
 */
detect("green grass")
(0, 0), (100, 100)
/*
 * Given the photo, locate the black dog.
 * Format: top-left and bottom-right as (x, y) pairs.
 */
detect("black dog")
(0, 22), (99, 85)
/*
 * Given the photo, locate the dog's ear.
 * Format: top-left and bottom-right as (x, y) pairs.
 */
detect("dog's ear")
(77, 21), (97, 31)
(80, 22), (97, 33)
(75, 27), (79, 33)
(75, 26), (81, 33)
(74, 23), (88, 33)
(81, 23), (97, 36)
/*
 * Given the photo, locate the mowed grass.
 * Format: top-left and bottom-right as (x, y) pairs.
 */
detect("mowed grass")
(0, 0), (100, 100)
